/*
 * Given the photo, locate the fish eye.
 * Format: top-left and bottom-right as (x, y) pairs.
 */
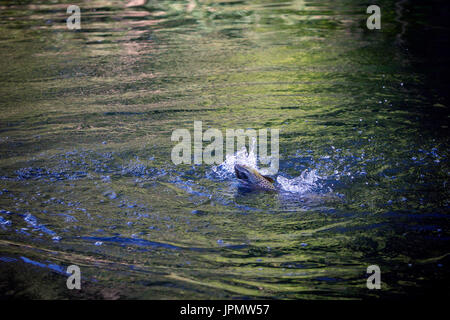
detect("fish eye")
(241, 173), (248, 180)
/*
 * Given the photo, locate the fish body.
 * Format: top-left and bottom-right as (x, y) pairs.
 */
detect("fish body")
(234, 164), (276, 191)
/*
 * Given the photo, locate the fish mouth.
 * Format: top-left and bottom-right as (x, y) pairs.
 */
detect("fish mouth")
(234, 164), (250, 181)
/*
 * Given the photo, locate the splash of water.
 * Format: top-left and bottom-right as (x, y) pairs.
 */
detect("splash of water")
(211, 138), (324, 194)
(211, 137), (258, 179)
(277, 170), (322, 194)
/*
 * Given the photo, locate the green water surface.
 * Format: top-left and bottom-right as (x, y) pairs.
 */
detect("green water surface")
(0, 0), (449, 299)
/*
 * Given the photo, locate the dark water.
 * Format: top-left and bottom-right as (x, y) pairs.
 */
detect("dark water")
(0, 0), (449, 299)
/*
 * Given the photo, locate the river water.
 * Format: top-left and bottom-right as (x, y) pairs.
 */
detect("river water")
(0, 0), (448, 299)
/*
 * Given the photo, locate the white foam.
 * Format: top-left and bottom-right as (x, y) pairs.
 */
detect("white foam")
(277, 169), (321, 194)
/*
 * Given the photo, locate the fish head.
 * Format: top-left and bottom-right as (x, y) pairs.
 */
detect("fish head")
(234, 164), (276, 191)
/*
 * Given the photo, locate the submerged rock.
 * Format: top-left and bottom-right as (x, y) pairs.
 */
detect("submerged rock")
(103, 190), (118, 200)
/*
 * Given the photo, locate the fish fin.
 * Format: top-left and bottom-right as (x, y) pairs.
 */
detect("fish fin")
(262, 175), (275, 183)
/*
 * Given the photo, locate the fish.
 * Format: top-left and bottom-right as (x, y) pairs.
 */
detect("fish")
(234, 164), (276, 191)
